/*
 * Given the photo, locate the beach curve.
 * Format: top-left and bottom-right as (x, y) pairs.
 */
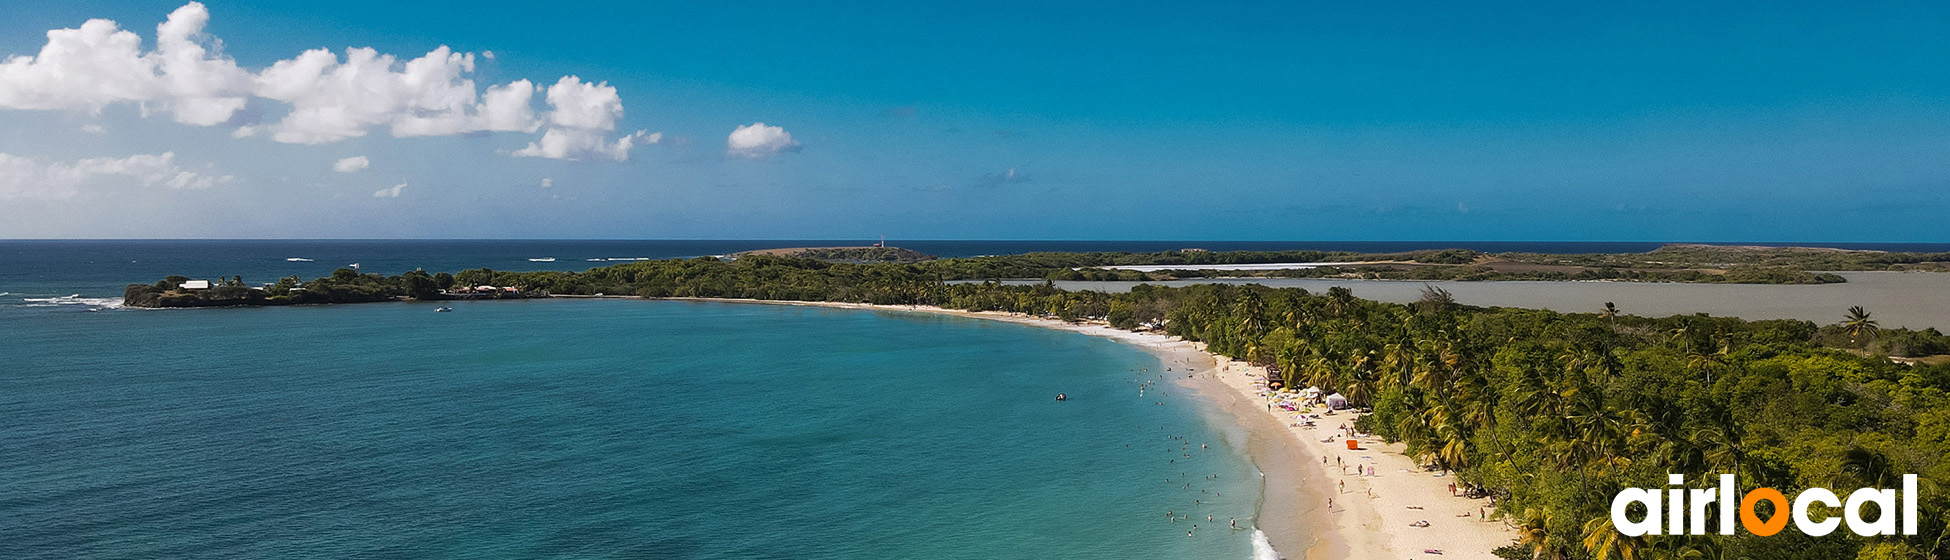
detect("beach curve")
(662, 297), (1517, 559)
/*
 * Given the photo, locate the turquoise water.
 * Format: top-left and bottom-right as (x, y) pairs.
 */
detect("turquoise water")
(1, 299), (1262, 558)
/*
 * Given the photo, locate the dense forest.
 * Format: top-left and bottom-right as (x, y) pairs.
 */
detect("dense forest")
(130, 254), (1950, 558)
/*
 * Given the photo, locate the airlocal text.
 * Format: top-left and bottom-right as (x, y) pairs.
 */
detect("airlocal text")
(1611, 474), (1918, 537)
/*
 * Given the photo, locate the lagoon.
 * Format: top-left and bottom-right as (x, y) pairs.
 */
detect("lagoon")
(1002, 272), (1950, 331)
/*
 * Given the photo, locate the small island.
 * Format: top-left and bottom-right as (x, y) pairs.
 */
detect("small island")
(122, 269), (543, 308)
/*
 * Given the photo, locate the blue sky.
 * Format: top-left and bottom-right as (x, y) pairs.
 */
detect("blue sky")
(1, 1), (1946, 241)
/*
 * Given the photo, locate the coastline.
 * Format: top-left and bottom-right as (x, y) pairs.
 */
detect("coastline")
(667, 297), (1515, 559)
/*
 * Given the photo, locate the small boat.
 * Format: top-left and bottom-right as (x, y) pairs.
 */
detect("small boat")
(286, 257), (314, 262)
(528, 257), (557, 262)
(434, 307), (452, 313)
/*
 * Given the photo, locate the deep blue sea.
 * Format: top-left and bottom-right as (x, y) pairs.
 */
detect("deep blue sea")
(0, 241), (1292, 559)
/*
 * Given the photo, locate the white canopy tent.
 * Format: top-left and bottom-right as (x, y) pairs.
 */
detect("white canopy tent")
(1325, 393), (1349, 410)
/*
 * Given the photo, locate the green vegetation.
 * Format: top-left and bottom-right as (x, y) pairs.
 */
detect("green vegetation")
(129, 254), (1950, 557)
(122, 268), (525, 307)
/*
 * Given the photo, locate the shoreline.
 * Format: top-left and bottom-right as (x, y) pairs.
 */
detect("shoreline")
(664, 297), (1515, 559)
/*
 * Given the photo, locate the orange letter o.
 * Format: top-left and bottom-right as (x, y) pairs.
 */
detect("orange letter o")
(1741, 488), (1790, 536)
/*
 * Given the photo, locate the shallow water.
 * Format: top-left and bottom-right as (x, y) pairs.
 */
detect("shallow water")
(0, 299), (1265, 559)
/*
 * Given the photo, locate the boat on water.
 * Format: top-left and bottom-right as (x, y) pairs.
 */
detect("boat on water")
(435, 307), (452, 312)
(286, 258), (314, 262)
(528, 257), (557, 262)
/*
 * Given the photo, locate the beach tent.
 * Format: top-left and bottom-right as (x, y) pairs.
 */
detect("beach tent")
(1300, 387), (1322, 397)
(1325, 393), (1349, 410)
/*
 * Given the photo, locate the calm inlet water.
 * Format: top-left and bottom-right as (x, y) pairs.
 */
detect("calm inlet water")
(1025, 273), (1950, 331)
(0, 299), (1262, 559)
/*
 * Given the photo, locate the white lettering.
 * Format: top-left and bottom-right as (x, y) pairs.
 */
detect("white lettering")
(1793, 488), (1842, 537)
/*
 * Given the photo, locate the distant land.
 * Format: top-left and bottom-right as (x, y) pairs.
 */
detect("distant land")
(733, 246), (934, 263)
(123, 243), (1950, 310)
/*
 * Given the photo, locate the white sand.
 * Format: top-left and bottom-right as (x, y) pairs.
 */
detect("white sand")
(669, 298), (1517, 559)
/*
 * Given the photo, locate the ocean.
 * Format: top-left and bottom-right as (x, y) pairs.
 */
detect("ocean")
(0, 240), (1274, 559)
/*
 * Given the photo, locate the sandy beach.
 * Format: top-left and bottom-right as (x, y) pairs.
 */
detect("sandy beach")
(676, 298), (1516, 559)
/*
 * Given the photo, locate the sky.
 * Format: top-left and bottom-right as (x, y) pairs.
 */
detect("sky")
(0, 1), (1946, 241)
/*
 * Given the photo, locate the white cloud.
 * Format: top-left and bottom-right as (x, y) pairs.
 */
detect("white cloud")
(0, 3), (653, 161)
(151, 2), (251, 126)
(80, 124), (105, 134)
(332, 155), (369, 173)
(539, 178), (552, 188)
(254, 46), (540, 144)
(726, 122), (799, 158)
(0, 152), (230, 199)
(373, 183), (406, 198)
(511, 76), (656, 161)
(0, 3), (249, 126)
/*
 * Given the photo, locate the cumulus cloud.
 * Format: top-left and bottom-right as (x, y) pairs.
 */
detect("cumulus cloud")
(254, 46), (538, 143)
(0, 152), (230, 199)
(372, 183), (406, 198)
(0, 3), (249, 126)
(510, 77), (657, 161)
(0, 3), (651, 161)
(332, 155), (369, 173)
(726, 122), (799, 158)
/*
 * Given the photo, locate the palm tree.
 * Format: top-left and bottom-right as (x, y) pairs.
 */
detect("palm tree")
(1416, 284), (1456, 315)
(1685, 339), (1729, 385)
(1381, 342), (1412, 389)
(1325, 286), (1356, 317)
(1582, 515), (1644, 560)
(1599, 302), (1620, 327)
(1695, 410), (1748, 479)
(1303, 355), (1336, 392)
(1842, 306), (1880, 348)
(1519, 508), (1569, 560)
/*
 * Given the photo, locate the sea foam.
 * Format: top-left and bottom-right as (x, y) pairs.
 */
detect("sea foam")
(21, 295), (122, 308)
(1251, 529), (1282, 560)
